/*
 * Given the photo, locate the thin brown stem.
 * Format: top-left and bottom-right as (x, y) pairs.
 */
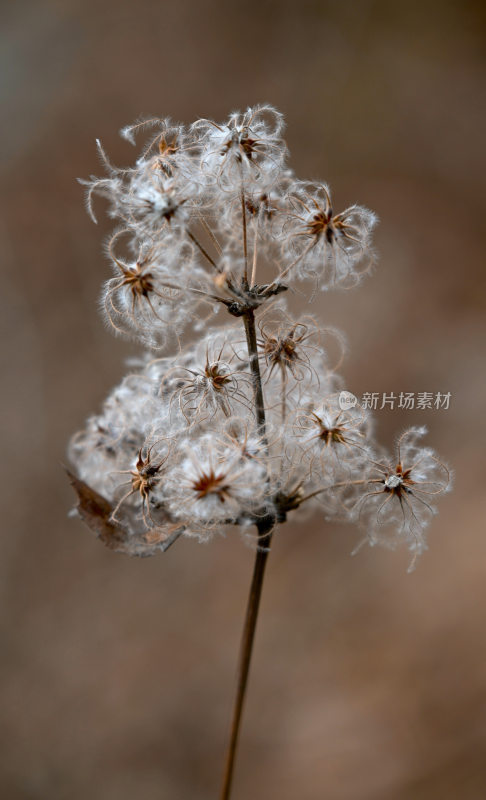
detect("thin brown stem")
(281, 368), (287, 425)
(241, 189), (249, 285)
(187, 228), (221, 271)
(242, 309), (266, 435)
(299, 478), (370, 504)
(219, 307), (274, 800)
(265, 242), (313, 293)
(219, 517), (274, 800)
(199, 213), (223, 255)
(156, 280), (229, 306)
(250, 225), (258, 288)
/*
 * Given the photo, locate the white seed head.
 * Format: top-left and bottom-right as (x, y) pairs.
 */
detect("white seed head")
(70, 107), (449, 563)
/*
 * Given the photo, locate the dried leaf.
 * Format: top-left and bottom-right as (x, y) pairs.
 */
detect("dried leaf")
(66, 468), (183, 557)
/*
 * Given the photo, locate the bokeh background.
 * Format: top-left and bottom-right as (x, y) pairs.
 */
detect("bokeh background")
(1, 0), (485, 798)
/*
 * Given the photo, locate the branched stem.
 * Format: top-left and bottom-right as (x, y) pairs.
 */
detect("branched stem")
(219, 307), (274, 800)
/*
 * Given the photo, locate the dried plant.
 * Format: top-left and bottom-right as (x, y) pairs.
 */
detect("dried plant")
(68, 105), (451, 799)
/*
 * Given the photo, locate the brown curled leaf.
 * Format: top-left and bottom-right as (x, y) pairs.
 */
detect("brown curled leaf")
(65, 468), (184, 557)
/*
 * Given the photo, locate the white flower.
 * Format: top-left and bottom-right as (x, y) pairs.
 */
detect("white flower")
(355, 427), (451, 562)
(82, 136), (203, 243)
(293, 393), (372, 481)
(193, 105), (287, 195)
(120, 117), (196, 181)
(162, 435), (269, 532)
(281, 181), (377, 290)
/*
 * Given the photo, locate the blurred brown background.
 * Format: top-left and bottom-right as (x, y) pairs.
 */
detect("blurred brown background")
(1, 0), (485, 798)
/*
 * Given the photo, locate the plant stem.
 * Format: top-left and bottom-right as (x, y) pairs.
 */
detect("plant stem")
(186, 228), (221, 271)
(241, 189), (249, 285)
(219, 517), (274, 800)
(242, 309), (266, 435)
(218, 307), (274, 800)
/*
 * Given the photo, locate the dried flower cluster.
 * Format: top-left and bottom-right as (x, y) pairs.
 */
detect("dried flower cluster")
(69, 105), (450, 567)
